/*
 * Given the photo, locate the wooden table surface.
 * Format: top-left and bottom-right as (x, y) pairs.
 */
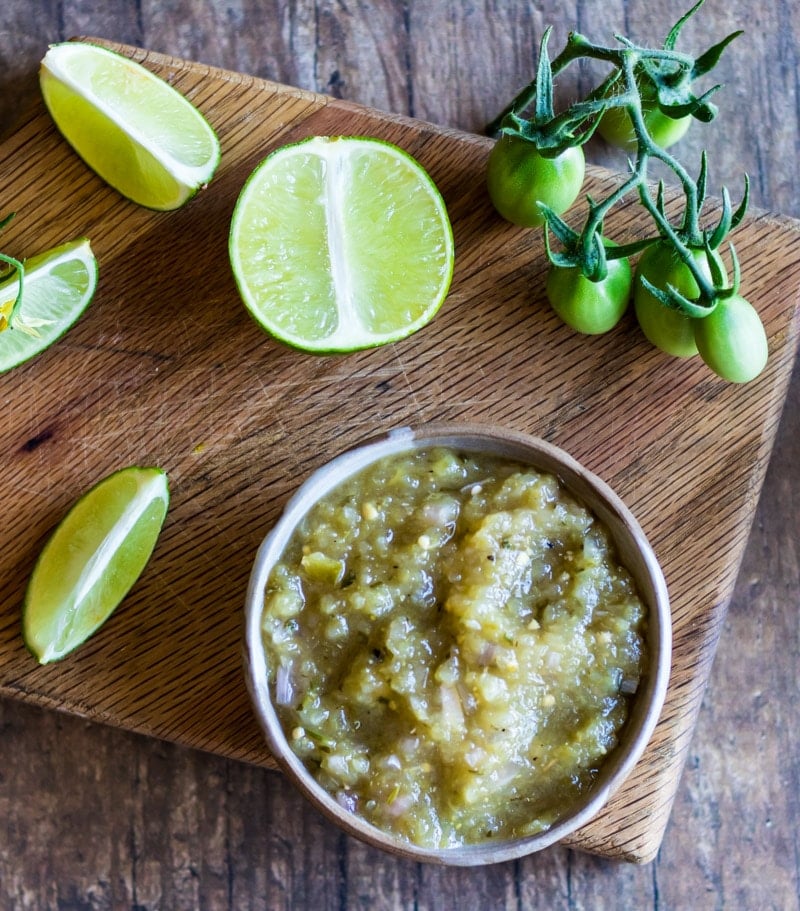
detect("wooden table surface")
(1, 2), (798, 909)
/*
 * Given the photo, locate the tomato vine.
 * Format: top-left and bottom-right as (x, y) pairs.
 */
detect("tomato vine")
(486, 0), (768, 383)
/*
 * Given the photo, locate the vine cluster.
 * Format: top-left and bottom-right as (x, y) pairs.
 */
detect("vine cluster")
(485, 0), (766, 383)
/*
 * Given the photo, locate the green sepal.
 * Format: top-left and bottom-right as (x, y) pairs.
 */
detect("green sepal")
(705, 237), (727, 287)
(696, 151), (709, 211)
(730, 175), (750, 231)
(653, 82), (721, 123)
(708, 186), (734, 251)
(638, 10), (740, 126)
(603, 236), (660, 259)
(583, 230), (609, 282)
(584, 194), (604, 235)
(541, 209), (608, 281)
(639, 275), (713, 317)
(706, 175), (749, 249)
(494, 27), (614, 154)
(542, 217), (614, 283)
(702, 237), (740, 301)
(542, 220), (580, 270)
(664, 0), (707, 51)
(691, 31), (743, 80)
(534, 28), (556, 124)
(539, 204), (579, 249)
(501, 95), (609, 155)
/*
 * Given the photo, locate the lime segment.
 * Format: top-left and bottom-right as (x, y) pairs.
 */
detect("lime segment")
(23, 467), (170, 664)
(0, 237), (98, 373)
(229, 136), (455, 353)
(40, 42), (221, 210)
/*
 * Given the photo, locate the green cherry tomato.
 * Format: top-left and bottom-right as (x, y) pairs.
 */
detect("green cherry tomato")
(598, 104), (691, 152)
(486, 133), (585, 227)
(634, 242), (724, 358)
(597, 81), (692, 151)
(694, 294), (768, 383)
(546, 254), (632, 335)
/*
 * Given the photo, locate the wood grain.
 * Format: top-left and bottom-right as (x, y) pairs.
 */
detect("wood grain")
(0, 40), (797, 868)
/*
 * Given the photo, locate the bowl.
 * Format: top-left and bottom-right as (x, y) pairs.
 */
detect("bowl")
(243, 423), (671, 865)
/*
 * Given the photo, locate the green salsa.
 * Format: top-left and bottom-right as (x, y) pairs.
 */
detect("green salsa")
(261, 447), (646, 848)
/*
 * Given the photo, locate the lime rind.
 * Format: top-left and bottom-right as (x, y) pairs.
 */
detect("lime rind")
(40, 42), (221, 211)
(0, 237), (98, 373)
(23, 466), (170, 664)
(229, 135), (455, 353)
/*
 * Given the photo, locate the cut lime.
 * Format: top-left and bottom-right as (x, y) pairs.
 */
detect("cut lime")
(0, 237), (97, 373)
(40, 42), (221, 210)
(23, 466), (170, 664)
(229, 136), (455, 353)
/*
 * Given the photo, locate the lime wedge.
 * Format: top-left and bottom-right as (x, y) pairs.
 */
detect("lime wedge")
(40, 42), (221, 210)
(23, 466), (170, 664)
(0, 237), (97, 373)
(228, 136), (455, 353)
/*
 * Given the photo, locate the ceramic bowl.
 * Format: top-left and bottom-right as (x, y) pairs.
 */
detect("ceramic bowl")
(243, 423), (671, 865)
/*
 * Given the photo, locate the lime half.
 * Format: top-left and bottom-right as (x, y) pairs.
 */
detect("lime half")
(229, 136), (455, 353)
(0, 237), (98, 373)
(23, 466), (170, 664)
(40, 42), (221, 210)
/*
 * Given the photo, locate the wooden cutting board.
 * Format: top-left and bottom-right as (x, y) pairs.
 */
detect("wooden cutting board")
(1, 40), (798, 864)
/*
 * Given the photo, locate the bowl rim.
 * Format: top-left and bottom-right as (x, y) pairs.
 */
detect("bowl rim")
(243, 422), (672, 865)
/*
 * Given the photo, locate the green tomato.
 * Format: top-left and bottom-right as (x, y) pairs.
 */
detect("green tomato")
(486, 133), (585, 227)
(598, 104), (691, 152)
(694, 294), (768, 383)
(597, 80), (691, 151)
(546, 254), (632, 335)
(634, 242), (724, 358)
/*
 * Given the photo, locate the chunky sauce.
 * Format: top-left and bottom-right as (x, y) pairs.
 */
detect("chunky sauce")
(261, 447), (646, 847)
